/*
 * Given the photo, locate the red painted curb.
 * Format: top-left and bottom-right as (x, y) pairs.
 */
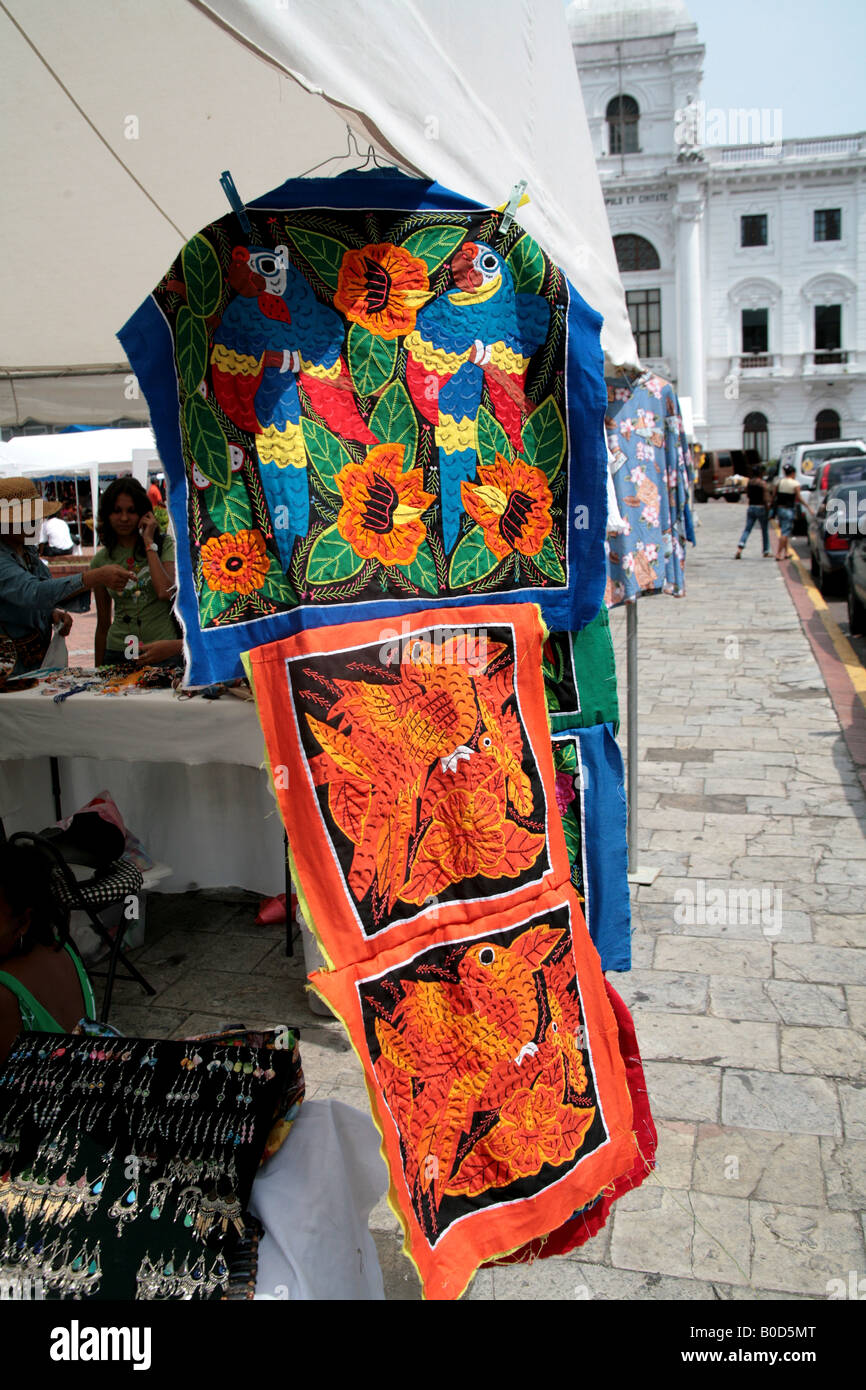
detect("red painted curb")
(780, 558), (866, 796)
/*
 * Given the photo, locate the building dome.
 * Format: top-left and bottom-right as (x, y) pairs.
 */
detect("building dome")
(567, 0), (694, 43)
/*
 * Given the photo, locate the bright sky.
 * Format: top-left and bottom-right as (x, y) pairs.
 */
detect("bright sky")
(685, 0), (866, 139)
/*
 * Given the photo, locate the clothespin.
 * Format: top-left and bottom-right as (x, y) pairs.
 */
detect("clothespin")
(219, 171), (252, 239)
(497, 180), (530, 236)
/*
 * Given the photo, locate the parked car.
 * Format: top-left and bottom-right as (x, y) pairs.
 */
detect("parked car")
(779, 438), (866, 492)
(842, 480), (866, 634)
(812, 455), (866, 496)
(693, 448), (758, 502)
(808, 482), (865, 595)
(779, 438), (866, 532)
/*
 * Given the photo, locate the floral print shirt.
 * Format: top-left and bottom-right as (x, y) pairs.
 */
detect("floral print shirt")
(604, 373), (695, 606)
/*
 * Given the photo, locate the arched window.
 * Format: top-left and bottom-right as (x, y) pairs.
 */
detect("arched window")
(815, 408), (840, 441)
(743, 411), (769, 460)
(613, 234), (660, 273)
(607, 95), (640, 155)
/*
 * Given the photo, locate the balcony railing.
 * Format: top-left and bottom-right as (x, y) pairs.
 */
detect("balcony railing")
(712, 135), (864, 164)
(731, 353), (781, 373)
(802, 350), (857, 373)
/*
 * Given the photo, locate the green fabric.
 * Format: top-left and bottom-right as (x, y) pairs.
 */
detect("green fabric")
(0, 943), (96, 1032)
(545, 607), (620, 734)
(90, 537), (177, 648)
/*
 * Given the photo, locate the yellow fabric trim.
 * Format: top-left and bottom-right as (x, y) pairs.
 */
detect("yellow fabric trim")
(435, 414), (477, 454)
(211, 343), (263, 377)
(490, 342), (529, 373)
(299, 356), (341, 380)
(405, 331), (469, 374)
(256, 421), (306, 469)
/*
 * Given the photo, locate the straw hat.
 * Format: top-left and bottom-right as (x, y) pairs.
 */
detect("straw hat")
(0, 476), (61, 518)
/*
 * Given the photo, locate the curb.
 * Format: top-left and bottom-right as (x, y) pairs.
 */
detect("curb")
(779, 546), (866, 794)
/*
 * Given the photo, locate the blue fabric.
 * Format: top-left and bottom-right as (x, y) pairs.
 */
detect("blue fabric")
(605, 372), (695, 605)
(557, 723), (631, 973)
(118, 172), (608, 686)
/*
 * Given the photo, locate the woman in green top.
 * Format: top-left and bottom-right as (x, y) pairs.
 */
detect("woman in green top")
(0, 841), (96, 1063)
(91, 478), (178, 666)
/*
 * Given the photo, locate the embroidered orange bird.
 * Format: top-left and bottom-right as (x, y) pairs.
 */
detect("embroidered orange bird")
(374, 923), (566, 1205)
(306, 633), (509, 909)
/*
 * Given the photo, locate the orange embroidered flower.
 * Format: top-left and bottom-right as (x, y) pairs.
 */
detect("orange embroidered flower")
(336, 442), (434, 567)
(461, 453), (553, 560)
(201, 529), (269, 594)
(423, 785), (507, 882)
(334, 243), (432, 339)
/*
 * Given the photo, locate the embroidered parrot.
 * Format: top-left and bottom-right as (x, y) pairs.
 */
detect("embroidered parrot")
(209, 243), (376, 568)
(405, 242), (551, 552)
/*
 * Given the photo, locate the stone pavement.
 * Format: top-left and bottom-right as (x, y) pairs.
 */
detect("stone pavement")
(110, 498), (865, 1301)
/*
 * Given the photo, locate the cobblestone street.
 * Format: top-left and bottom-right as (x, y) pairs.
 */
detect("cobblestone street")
(112, 499), (866, 1300)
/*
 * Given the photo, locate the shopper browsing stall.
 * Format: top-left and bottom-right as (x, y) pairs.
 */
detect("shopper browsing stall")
(0, 477), (130, 675)
(90, 479), (178, 665)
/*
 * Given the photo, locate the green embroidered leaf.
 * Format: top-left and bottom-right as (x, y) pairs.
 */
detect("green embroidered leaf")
(523, 398), (566, 480)
(205, 480), (253, 534)
(175, 307), (210, 395)
(397, 543), (438, 594)
(286, 229), (347, 290)
(368, 381), (418, 466)
(199, 583), (231, 627)
(300, 417), (354, 494)
(507, 234), (546, 296)
(553, 739), (578, 774)
(305, 524), (365, 585)
(448, 526), (501, 588)
(562, 808), (582, 865)
(184, 394), (231, 489)
(347, 324), (398, 396)
(531, 534), (567, 583)
(400, 224), (466, 273)
(260, 562), (297, 605)
(476, 407), (512, 470)
(182, 236), (223, 318)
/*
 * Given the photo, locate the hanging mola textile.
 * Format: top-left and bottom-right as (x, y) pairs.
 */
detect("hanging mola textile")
(119, 171), (608, 686)
(244, 603), (643, 1299)
(604, 372), (695, 607)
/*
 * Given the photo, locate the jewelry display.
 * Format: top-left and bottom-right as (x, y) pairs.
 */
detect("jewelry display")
(0, 1029), (302, 1300)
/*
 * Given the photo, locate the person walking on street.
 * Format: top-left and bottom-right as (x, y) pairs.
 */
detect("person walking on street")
(771, 463), (812, 561)
(735, 466), (772, 558)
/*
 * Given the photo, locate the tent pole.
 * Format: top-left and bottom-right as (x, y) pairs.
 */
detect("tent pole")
(74, 476), (82, 553)
(626, 599), (659, 886)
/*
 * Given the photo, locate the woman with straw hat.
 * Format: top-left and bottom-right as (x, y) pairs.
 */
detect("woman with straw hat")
(0, 477), (129, 675)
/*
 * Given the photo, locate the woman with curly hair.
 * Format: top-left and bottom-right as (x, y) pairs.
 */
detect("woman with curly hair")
(90, 477), (180, 665)
(0, 840), (96, 1062)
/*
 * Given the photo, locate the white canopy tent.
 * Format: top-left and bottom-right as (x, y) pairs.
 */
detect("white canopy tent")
(0, 0), (636, 426)
(0, 428), (160, 522)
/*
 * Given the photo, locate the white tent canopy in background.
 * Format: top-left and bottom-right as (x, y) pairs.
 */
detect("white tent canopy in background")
(0, 0), (636, 427)
(0, 428), (160, 518)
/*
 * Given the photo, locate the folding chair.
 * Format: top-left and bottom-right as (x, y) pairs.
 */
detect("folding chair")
(8, 831), (156, 1024)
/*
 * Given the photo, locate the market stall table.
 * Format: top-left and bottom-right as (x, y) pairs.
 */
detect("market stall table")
(0, 680), (285, 897)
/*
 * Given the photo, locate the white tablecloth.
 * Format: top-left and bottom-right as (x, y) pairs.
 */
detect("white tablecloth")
(251, 1099), (387, 1301)
(0, 685), (286, 894)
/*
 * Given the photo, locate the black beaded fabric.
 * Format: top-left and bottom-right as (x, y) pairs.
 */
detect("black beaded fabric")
(0, 1030), (303, 1300)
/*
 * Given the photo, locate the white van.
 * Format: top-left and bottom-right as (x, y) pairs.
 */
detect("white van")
(779, 439), (866, 494)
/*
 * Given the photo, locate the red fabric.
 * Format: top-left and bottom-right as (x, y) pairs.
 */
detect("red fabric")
(488, 978), (657, 1263)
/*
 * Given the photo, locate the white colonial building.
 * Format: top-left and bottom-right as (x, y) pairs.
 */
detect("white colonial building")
(569, 0), (866, 458)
